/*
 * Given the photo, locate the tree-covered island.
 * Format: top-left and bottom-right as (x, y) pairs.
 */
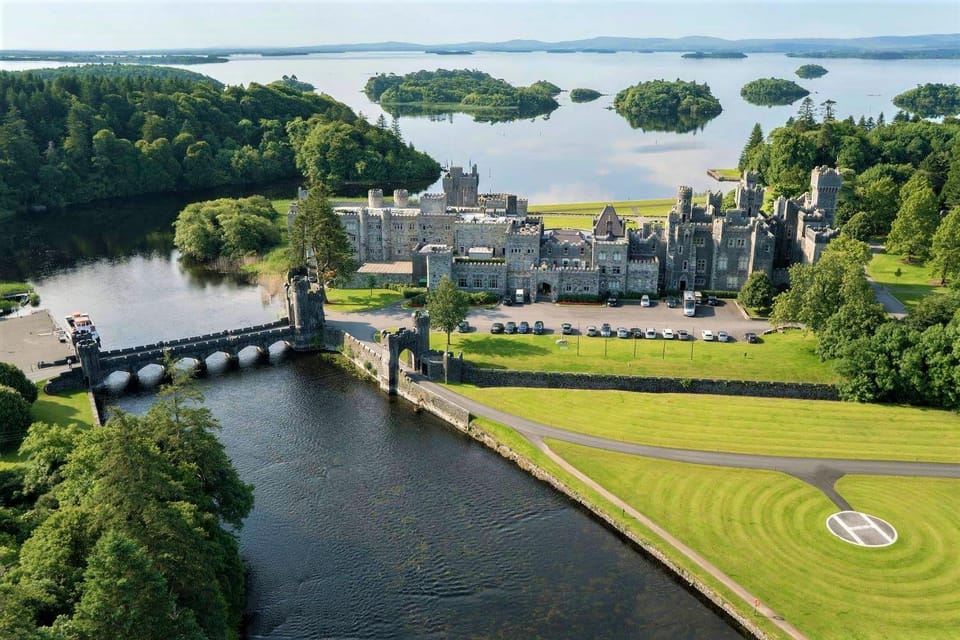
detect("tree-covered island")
(795, 64), (829, 79)
(893, 83), (960, 118)
(740, 78), (810, 106)
(0, 64), (441, 214)
(569, 88), (603, 103)
(363, 69), (560, 122)
(613, 79), (722, 133)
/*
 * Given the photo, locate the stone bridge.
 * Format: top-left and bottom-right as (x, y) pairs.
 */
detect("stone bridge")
(73, 274), (325, 390)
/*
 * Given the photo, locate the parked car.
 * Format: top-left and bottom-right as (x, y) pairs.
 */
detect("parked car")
(640, 294), (651, 307)
(491, 322), (504, 334)
(561, 322), (573, 335)
(701, 329), (714, 341)
(600, 323), (612, 337)
(533, 320), (544, 335)
(744, 331), (758, 343)
(505, 321), (517, 334)
(518, 320), (530, 334)
(677, 329), (689, 341)
(457, 321), (470, 333)
(617, 327), (630, 339)
(717, 330), (729, 342)
(662, 328), (675, 340)
(707, 294), (719, 306)
(631, 327), (643, 339)
(503, 297), (513, 306)
(607, 297), (619, 307)
(644, 327), (657, 339)
(666, 297), (679, 309)
(586, 325), (598, 337)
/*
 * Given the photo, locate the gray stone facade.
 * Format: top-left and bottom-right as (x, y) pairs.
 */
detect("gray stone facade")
(291, 165), (841, 298)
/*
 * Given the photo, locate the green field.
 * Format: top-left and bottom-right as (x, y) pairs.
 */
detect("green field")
(529, 197), (691, 218)
(539, 215), (643, 230)
(867, 250), (948, 307)
(431, 329), (836, 383)
(0, 385), (95, 470)
(549, 441), (960, 640)
(709, 167), (741, 179)
(451, 386), (960, 461)
(324, 288), (404, 312)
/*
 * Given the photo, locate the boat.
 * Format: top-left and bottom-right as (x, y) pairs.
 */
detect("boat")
(64, 312), (101, 345)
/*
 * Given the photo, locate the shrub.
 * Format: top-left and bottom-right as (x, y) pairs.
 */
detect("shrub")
(401, 287), (428, 299)
(469, 291), (497, 305)
(558, 293), (600, 303)
(0, 362), (37, 404)
(408, 293), (427, 306)
(0, 385), (31, 453)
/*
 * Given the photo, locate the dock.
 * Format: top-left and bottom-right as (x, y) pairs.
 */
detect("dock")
(0, 309), (76, 381)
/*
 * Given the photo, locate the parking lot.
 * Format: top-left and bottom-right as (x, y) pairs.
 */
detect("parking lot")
(462, 298), (768, 342)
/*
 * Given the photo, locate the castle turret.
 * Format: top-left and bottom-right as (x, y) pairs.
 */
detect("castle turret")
(808, 166), (843, 226)
(676, 186), (693, 220)
(368, 188), (384, 208)
(735, 170), (765, 217)
(393, 189), (409, 208)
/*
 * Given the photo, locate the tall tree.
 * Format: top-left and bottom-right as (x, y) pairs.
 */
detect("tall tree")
(737, 123), (763, 172)
(796, 96), (816, 129)
(930, 205), (960, 285)
(820, 99), (837, 122)
(426, 276), (469, 348)
(289, 185), (356, 300)
(886, 174), (941, 262)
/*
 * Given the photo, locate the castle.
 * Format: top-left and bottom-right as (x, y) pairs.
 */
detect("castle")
(289, 164), (842, 299)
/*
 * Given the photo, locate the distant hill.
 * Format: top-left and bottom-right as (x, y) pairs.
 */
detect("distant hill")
(4, 33), (959, 57)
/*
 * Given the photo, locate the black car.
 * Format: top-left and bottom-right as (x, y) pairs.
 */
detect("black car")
(666, 297), (679, 309)
(607, 297), (619, 307)
(533, 320), (544, 335)
(505, 321), (517, 334)
(561, 322), (573, 335)
(518, 321), (530, 334)
(707, 294), (719, 306)
(491, 322), (504, 334)
(457, 321), (470, 333)
(744, 332), (758, 343)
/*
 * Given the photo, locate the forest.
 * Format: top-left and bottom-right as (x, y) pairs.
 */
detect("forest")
(892, 82), (960, 118)
(794, 64), (828, 79)
(613, 79), (722, 133)
(363, 69), (560, 121)
(569, 88), (602, 103)
(739, 78), (810, 106)
(0, 65), (441, 214)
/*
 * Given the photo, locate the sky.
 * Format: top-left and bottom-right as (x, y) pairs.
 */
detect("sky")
(1, 0), (959, 51)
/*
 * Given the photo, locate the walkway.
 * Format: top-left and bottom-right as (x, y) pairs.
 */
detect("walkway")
(867, 243), (908, 319)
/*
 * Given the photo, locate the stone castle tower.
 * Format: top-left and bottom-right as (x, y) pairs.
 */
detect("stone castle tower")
(808, 166), (843, 226)
(442, 165), (479, 207)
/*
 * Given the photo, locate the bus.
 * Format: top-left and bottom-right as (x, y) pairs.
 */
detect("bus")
(682, 290), (696, 317)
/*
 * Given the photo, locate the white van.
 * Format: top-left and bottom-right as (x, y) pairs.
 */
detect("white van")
(515, 289), (525, 304)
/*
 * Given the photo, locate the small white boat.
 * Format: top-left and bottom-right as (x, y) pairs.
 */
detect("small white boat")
(64, 312), (101, 345)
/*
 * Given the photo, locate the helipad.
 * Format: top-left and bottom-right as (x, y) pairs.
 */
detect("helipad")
(826, 511), (897, 547)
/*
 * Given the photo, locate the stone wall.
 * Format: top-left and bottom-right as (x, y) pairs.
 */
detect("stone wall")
(460, 366), (839, 400)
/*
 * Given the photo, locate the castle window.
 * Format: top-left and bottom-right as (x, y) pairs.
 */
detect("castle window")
(613, 252), (621, 261)
(473, 275), (483, 288)
(695, 276), (706, 286)
(738, 256), (750, 270)
(727, 239), (736, 247)
(458, 277), (468, 287)
(612, 266), (621, 275)
(764, 244), (771, 252)
(684, 231), (691, 240)
(736, 238), (746, 248)
(512, 247), (522, 254)
(488, 276), (498, 288)
(696, 259), (706, 272)
(693, 237), (705, 246)
(565, 283), (573, 292)
(580, 247), (585, 255)
(678, 245), (684, 255)
(459, 247), (464, 255)
(395, 223), (403, 231)
(726, 276), (739, 289)
(563, 247), (569, 255)
(717, 255), (728, 270)
(598, 252), (607, 260)
(582, 285), (590, 292)
(562, 259), (569, 267)
(600, 266), (606, 274)
(526, 248), (534, 254)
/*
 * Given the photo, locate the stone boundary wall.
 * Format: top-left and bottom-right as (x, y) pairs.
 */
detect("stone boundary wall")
(462, 366), (838, 401)
(397, 370), (470, 429)
(337, 330), (385, 383)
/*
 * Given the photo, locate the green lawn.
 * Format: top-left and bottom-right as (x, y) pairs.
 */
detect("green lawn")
(0, 385), (95, 470)
(324, 288), (404, 312)
(432, 329), (836, 383)
(549, 441), (960, 640)
(867, 250), (949, 307)
(709, 167), (741, 179)
(528, 197), (694, 217)
(453, 386), (960, 462)
(540, 215), (642, 230)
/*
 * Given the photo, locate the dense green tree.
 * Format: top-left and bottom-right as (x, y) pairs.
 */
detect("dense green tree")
(852, 173), (901, 235)
(795, 64), (829, 79)
(816, 269), (887, 360)
(892, 82), (960, 118)
(836, 322), (916, 403)
(738, 123), (763, 172)
(0, 386), (31, 453)
(288, 186), (356, 300)
(173, 195), (280, 262)
(795, 96), (817, 129)
(613, 79), (722, 133)
(905, 289), (960, 331)
(426, 276), (469, 348)
(569, 88), (602, 103)
(766, 127), (817, 197)
(900, 320), (960, 409)
(941, 139), (960, 209)
(839, 211), (874, 241)
(18, 420), (84, 496)
(930, 205), (960, 285)
(886, 174), (940, 262)
(737, 271), (775, 313)
(0, 362), (37, 404)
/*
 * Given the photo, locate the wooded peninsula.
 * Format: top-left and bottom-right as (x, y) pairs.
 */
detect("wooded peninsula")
(740, 78), (810, 106)
(613, 79), (722, 133)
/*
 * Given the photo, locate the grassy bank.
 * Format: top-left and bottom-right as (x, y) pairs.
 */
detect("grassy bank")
(430, 330), (836, 383)
(549, 441), (960, 640)
(0, 385), (95, 470)
(324, 288), (404, 312)
(450, 386), (960, 462)
(867, 250), (948, 307)
(469, 417), (783, 639)
(529, 196), (695, 218)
